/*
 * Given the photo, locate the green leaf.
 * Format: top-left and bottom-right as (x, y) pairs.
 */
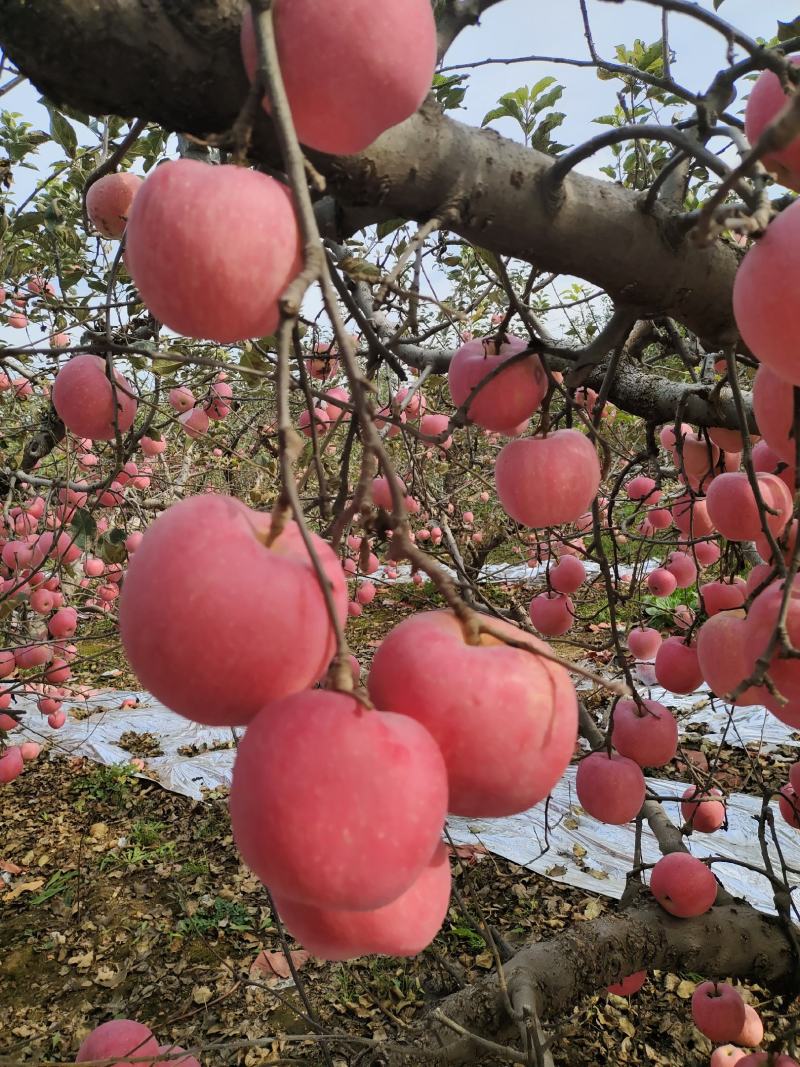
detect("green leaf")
(238, 343), (271, 390)
(531, 85), (564, 116)
(640, 40), (664, 72)
(70, 509), (97, 549)
(11, 210), (45, 234)
(528, 76), (557, 100)
(376, 218), (405, 240)
(339, 257), (380, 283)
(44, 103), (77, 158)
(474, 246), (501, 276)
(100, 530), (127, 564)
(497, 94), (525, 124)
(432, 72), (468, 112)
(481, 105), (512, 128)
(151, 353), (187, 376)
(531, 112), (567, 152)
(48, 101), (93, 130)
(713, 0), (726, 8)
(778, 16), (800, 42)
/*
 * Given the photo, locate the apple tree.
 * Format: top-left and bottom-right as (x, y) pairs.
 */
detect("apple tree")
(2, 1), (800, 1064)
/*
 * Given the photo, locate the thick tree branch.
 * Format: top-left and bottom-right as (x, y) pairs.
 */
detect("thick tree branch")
(1, 0), (742, 350)
(392, 341), (755, 430)
(580, 358), (757, 431)
(388, 903), (796, 1064)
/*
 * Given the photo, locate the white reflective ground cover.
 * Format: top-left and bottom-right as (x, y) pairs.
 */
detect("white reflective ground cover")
(11, 682), (800, 915)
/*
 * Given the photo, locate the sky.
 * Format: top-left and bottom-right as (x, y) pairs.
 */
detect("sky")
(447, 0), (798, 141)
(0, 0), (796, 348)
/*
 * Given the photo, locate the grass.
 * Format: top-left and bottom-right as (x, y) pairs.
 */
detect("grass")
(70, 763), (139, 808)
(445, 921), (486, 950)
(193, 813), (221, 841)
(175, 896), (260, 937)
(98, 841), (176, 872)
(179, 859), (210, 878)
(30, 869), (78, 906)
(129, 819), (168, 847)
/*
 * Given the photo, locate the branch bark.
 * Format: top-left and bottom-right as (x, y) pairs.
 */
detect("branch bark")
(2, 0), (742, 350)
(391, 341), (755, 430)
(387, 902), (796, 1064)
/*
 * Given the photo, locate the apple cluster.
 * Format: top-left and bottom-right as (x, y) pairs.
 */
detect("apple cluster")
(117, 490), (581, 959)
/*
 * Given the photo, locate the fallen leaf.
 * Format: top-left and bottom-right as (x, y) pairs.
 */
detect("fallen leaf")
(2, 878), (45, 901)
(582, 898), (604, 920)
(446, 843), (488, 864)
(95, 966), (125, 988)
(192, 984), (213, 1005)
(618, 1014), (635, 1037)
(676, 979), (697, 999)
(67, 950), (94, 969)
(250, 950), (310, 981)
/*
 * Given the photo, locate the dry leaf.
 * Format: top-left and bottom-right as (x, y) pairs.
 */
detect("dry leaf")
(95, 966), (125, 988)
(192, 984), (213, 1005)
(250, 950), (310, 981)
(3, 878), (45, 901)
(446, 843), (488, 864)
(68, 950), (95, 969)
(583, 898), (604, 920)
(676, 979), (697, 999)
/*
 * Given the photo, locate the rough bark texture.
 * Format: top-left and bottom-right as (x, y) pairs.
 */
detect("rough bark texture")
(580, 360), (757, 431)
(390, 902), (796, 1064)
(395, 344), (756, 429)
(2, 0), (742, 351)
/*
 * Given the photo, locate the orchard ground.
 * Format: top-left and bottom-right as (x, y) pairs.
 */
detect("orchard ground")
(2, 583), (800, 1067)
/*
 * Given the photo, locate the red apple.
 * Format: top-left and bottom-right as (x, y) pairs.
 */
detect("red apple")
(86, 172), (143, 238)
(649, 852), (717, 917)
(119, 494), (347, 726)
(240, 0), (437, 155)
(274, 843), (451, 960)
(575, 751), (646, 824)
(229, 690), (447, 909)
(367, 611), (577, 817)
(125, 160), (301, 343)
(495, 430), (600, 528)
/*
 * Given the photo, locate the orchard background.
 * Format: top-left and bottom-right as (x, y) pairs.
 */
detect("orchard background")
(3, 0), (800, 1064)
